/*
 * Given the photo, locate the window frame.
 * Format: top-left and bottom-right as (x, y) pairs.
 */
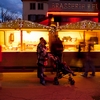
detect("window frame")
(38, 3), (44, 10)
(28, 14), (37, 22)
(30, 3), (36, 10)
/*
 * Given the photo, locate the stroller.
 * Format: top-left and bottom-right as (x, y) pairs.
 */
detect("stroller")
(52, 56), (76, 85)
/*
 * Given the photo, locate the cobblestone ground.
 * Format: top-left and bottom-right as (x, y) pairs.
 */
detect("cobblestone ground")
(0, 72), (100, 100)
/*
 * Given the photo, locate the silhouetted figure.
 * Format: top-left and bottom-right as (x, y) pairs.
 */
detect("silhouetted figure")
(77, 43), (82, 59)
(81, 43), (95, 77)
(50, 35), (63, 61)
(50, 35), (63, 73)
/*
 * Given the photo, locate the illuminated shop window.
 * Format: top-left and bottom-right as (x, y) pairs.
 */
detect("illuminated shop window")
(0, 31), (49, 52)
(22, 31), (49, 51)
(58, 31), (100, 52)
(0, 31), (21, 52)
(1, 30), (100, 52)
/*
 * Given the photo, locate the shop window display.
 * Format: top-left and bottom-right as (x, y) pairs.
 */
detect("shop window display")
(0, 31), (49, 52)
(22, 31), (49, 51)
(1, 31), (21, 52)
(58, 31), (100, 52)
(0, 30), (100, 52)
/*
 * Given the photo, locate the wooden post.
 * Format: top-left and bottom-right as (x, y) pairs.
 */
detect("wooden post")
(4, 31), (6, 45)
(98, 12), (100, 22)
(20, 30), (23, 51)
(0, 45), (2, 89)
(83, 31), (85, 51)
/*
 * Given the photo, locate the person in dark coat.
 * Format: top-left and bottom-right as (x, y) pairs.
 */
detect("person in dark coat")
(82, 54), (95, 77)
(81, 42), (95, 77)
(50, 35), (63, 61)
(50, 35), (63, 73)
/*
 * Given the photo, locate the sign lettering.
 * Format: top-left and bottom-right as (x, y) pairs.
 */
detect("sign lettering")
(48, 2), (98, 12)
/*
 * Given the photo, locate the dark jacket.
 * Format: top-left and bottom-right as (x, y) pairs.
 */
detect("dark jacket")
(50, 39), (63, 56)
(37, 43), (48, 65)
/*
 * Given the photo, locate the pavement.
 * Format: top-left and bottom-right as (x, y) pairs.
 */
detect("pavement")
(0, 72), (100, 100)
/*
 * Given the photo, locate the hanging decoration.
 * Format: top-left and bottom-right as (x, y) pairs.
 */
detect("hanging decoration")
(0, 20), (100, 33)
(18, 20), (24, 28)
(9, 33), (14, 44)
(59, 20), (100, 30)
(49, 26), (57, 35)
(0, 19), (51, 29)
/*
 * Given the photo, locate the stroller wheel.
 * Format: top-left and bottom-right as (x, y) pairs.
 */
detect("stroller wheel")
(70, 79), (75, 85)
(54, 77), (59, 85)
(68, 77), (75, 85)
(58, 73), (62, 79)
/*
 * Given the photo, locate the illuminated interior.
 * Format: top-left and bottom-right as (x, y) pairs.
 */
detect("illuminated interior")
(58, 31), (100, 52)
(0, 20), (50, 52)
(22, 31), (49, 51)
(0, 20), (100, 52)
(0, 30), (100, 52)
(0, 31), (49, 52)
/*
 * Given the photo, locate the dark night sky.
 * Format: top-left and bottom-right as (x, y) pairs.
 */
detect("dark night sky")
(0, 0), (22, 18)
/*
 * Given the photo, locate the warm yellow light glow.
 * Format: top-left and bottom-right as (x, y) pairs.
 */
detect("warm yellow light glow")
(5, 31), (20, 46)
(58, 31), (83, 40)
(94, 45), (100, 51)
(47, 12), (98, 16)
(23, 31), (48, 43)
(27, 31), (31, 34)
(64, 40), (66, 42)
(51, 17), (54, 21)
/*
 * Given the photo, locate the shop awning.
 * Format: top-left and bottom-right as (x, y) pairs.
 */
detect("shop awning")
(39, 19), (50, 26)
(0, 19), (51, 30)
(60, 18), (98, 26)
(59, 20), (100, 31)
(60, 22), (70, 26)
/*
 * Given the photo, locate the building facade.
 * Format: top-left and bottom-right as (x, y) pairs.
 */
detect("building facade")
(21, 0), (98, 25)
(21, 0), (48, 22)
